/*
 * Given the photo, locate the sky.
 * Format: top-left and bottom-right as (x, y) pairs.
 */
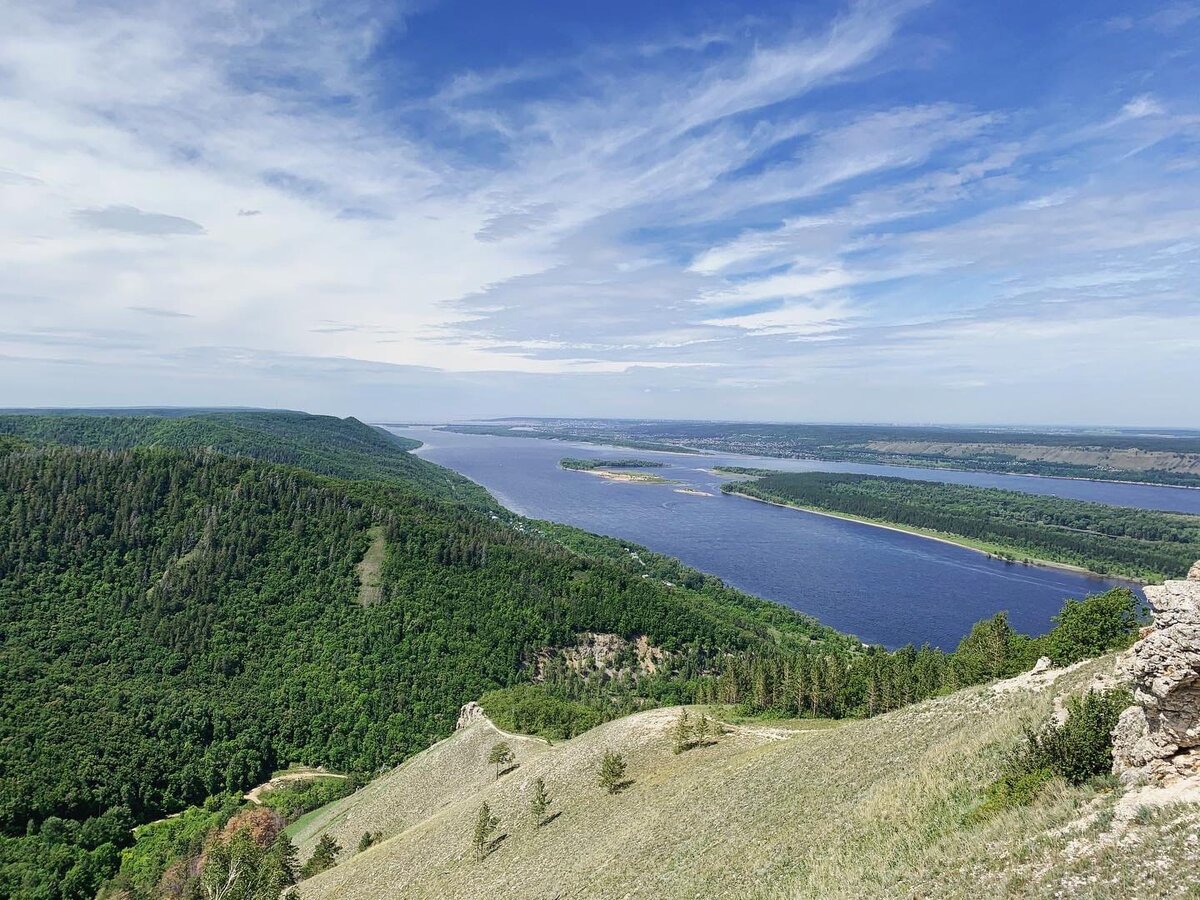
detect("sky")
(2, 0), (1199, 425)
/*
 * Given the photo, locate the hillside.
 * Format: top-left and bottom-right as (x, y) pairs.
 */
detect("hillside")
(0, 409), (484, 504)
(0, 413), (848, 898)
(290, 656), (1197, 899)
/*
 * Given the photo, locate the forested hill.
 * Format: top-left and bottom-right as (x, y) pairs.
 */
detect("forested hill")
(0, 413), (847, 898)
(0, 410), (486, 505)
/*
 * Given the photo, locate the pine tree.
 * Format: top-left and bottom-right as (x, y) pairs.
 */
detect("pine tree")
(598, 750), (627, 794)
(300, 834), (341, 879)
(672, 708), (691, 754)
(693, 713), (711, 746)
(529, 777), (551, 827)
(487, 741), (515, 779)
(473, 802), (500, 860)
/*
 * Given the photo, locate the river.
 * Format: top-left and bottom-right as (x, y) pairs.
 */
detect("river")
(388, 427), (1184, 649)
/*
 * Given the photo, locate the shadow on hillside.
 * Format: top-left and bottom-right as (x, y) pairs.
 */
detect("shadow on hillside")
(497, 763), (520, 778)
(538, 811), (562, 827)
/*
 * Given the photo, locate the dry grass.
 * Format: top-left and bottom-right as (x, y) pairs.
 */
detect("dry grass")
(292, 657), (1200, 899)
(355, 526), (386, 607)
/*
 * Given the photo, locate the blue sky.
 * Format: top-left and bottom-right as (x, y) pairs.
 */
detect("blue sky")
(2, 0), (1198, 424)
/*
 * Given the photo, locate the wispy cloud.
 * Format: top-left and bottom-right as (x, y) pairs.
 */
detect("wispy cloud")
(0, 0), (1197, 423)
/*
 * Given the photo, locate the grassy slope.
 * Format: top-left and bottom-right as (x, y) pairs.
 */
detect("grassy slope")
(292, 656), (1196, 900)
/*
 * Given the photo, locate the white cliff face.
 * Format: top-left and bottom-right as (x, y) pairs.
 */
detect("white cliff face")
(456, 701), (485, 730)
(1112, 561), (1200, 783)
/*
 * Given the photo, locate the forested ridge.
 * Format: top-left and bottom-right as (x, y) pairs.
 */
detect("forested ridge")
(0, 413), (844, 898)
(0, 410), (485, 506)
(723, 472), (1200, 580)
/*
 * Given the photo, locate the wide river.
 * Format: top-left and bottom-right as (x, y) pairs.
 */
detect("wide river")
(389, 427), (1195, 649)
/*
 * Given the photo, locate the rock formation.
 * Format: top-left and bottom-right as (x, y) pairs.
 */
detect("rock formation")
(1111, 560), (1200, 783)
(456, 700), (485, 730)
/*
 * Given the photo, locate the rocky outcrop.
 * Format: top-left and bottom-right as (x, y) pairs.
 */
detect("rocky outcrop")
(1112, 561), (1200, 783)
(456, 701), (485, 730)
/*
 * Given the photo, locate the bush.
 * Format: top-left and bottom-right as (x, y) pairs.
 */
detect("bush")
(479, 684), (603, 740)
(1040, 589), (1142, 666)
(971, 687), (1131, 821)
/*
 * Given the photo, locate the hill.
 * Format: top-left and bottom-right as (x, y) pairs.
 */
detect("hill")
(0, 412), (847, 898)
(289, 657), (1197, 899)
(0, 409), (483, 504)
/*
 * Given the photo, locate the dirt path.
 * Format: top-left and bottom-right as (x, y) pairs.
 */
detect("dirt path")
(245, 768), (348, 805)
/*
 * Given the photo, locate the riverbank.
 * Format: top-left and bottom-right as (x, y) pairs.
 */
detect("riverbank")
(572, 468), (676, 484)
(724, 491), (1141, 583)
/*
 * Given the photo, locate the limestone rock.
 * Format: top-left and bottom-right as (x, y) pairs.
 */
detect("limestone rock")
(456, 701), (485, 730)
(1112, 560), (1200, 784)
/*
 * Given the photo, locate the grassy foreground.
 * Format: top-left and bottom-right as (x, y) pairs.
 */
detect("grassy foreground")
(292, 657), (1196, 900)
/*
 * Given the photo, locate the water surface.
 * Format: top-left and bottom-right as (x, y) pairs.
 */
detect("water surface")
(391, 427), (1168, 649)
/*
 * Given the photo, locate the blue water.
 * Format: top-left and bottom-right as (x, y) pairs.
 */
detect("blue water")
(390, 428), (1184, 649)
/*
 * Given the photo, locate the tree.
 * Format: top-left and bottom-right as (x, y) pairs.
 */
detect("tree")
(487, 741), (515, 780)
(472, 803), (500, 860)
(300, 834), (340, 880)
(672, 709), (691, 754)
(693, 713), (712, 746)
(357, 831), (382, 852)
(199, 827), (298, 900)
(529, 777), (551, 827)
(598, 751), (627, 795)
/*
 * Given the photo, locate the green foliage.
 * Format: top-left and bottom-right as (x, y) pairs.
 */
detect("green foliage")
(725, 472), (1200, 579)
(356, 831), (382, 853)
(300, 834), (340, 879)
(1041, 589), (1142, 665)
(1019, 689), (1133, 785)
(0, 410), (486, 506)
(257, 779), (356, 821)
(972, 688), (1132, 822)
(201, 828), (297, 899)
(672, 709), (692, 754)
(486, 742), (515, 779)
(479, 685), (605, 741)
(952, 613), (1037, 683)
(598, 751), (627, 794)
(559, 457), (664, 470)
(472, 804), (499, 861)
(1, 413), (848, 893)
(111, 794), (243, 896)
(528, 779), (551, 827)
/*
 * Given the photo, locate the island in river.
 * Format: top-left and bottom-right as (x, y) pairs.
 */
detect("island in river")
(560, 456), (677, 484)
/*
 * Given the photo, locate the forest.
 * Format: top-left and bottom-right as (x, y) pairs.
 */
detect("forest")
(558, 457), (665, 470)
(0, 412), (846, 898)
(722, 472), (1200, 581)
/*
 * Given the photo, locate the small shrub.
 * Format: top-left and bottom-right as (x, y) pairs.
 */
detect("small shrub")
(970, 688), (1130, 822)
(598, 751), (628, 794)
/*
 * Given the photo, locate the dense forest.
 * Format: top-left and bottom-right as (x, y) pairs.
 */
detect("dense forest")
(559, 458), (665, 470)
(0, 412), (845, 898)
(722, 472), (1200, 580)
(0, 411), (484, 505)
